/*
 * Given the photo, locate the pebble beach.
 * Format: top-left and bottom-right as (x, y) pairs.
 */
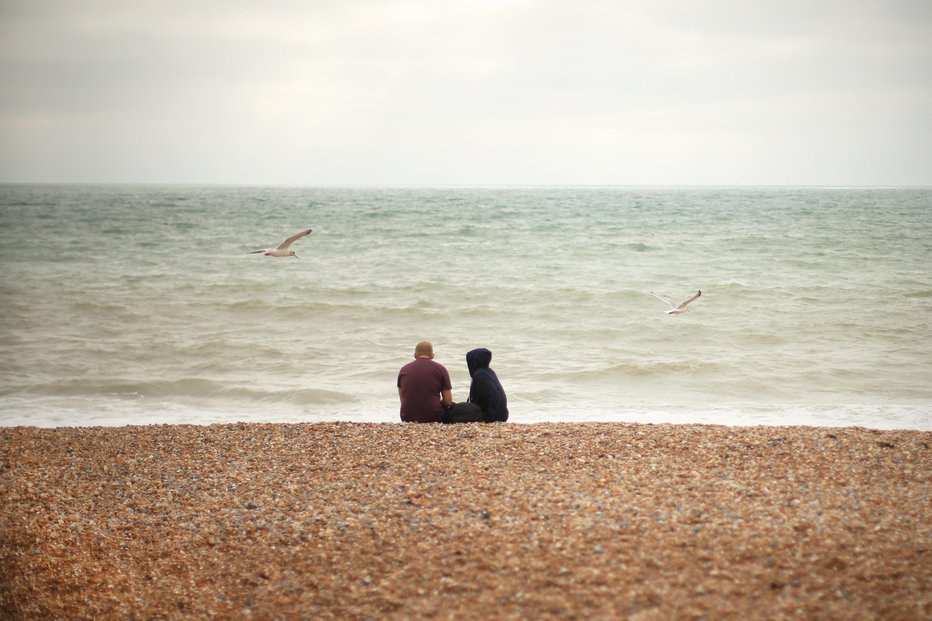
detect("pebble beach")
(1, 422), (930, 620)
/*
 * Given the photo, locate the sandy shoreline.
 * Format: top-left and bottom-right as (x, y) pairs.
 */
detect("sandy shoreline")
(1, 422), (929, 620)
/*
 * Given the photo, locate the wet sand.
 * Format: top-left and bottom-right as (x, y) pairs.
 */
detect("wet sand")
(1, 422), (929, 620)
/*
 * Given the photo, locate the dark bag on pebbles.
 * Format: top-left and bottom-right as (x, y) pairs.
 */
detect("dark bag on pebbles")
(442, 402), (484, 424)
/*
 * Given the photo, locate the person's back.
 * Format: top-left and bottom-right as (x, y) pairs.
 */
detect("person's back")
(466, 348), (508, 422)
(397, 341), (452, 423)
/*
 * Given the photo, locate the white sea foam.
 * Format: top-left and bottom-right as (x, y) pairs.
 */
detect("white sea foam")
(1, 185), (930, 429)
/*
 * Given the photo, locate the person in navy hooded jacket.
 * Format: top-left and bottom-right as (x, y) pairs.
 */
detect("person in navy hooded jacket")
(466, 348), (509, 422)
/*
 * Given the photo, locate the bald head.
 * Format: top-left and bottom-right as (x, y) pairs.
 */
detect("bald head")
(414, 341), (434, 359)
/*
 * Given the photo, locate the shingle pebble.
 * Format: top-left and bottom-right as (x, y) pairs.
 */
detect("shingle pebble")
(1, 422), (929, 620)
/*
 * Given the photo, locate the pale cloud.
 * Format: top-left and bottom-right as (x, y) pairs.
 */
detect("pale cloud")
(0, 0), (930, 184)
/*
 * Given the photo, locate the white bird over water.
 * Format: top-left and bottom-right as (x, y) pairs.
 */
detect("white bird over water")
(248, 228), (312, 258)
(650, 290), (701, 315)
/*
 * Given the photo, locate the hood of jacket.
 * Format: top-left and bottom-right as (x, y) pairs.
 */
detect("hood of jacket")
(466, 348), (492, 378)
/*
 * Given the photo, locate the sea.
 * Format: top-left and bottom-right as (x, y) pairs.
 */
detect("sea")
(1, 185), (930, 430)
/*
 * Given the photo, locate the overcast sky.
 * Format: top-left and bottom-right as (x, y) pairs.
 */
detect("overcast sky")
(1, 0), (930, 185)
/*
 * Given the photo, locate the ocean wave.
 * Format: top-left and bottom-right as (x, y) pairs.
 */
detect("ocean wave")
(715, 279), (750, 288)
(16, 378), (354, 406)
(540, 359), (736, 381)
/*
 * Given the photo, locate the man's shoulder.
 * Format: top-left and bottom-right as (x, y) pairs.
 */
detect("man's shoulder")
(400, 358), (438, 369)
(400, 358), (449, 373)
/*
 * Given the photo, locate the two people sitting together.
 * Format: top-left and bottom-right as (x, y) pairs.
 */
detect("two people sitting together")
(397, 341), (508, 424)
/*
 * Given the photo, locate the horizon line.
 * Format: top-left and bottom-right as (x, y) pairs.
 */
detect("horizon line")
(2, 182), (931, 190)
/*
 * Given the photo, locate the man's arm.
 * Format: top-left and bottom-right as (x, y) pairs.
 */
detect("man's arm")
(441, 388), (452, 407)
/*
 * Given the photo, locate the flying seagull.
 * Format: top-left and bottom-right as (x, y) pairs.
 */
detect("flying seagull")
(248, 228), (312, 258)
(650, 290), (701, 314)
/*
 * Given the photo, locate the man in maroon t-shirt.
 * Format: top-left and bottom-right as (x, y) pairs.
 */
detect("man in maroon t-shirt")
(397, 341), (453, 423)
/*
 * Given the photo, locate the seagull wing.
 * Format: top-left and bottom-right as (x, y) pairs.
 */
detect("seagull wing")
(674, 290), (701, 311)
(277, 228), (313, 250)
(649, 291), (674, 308)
